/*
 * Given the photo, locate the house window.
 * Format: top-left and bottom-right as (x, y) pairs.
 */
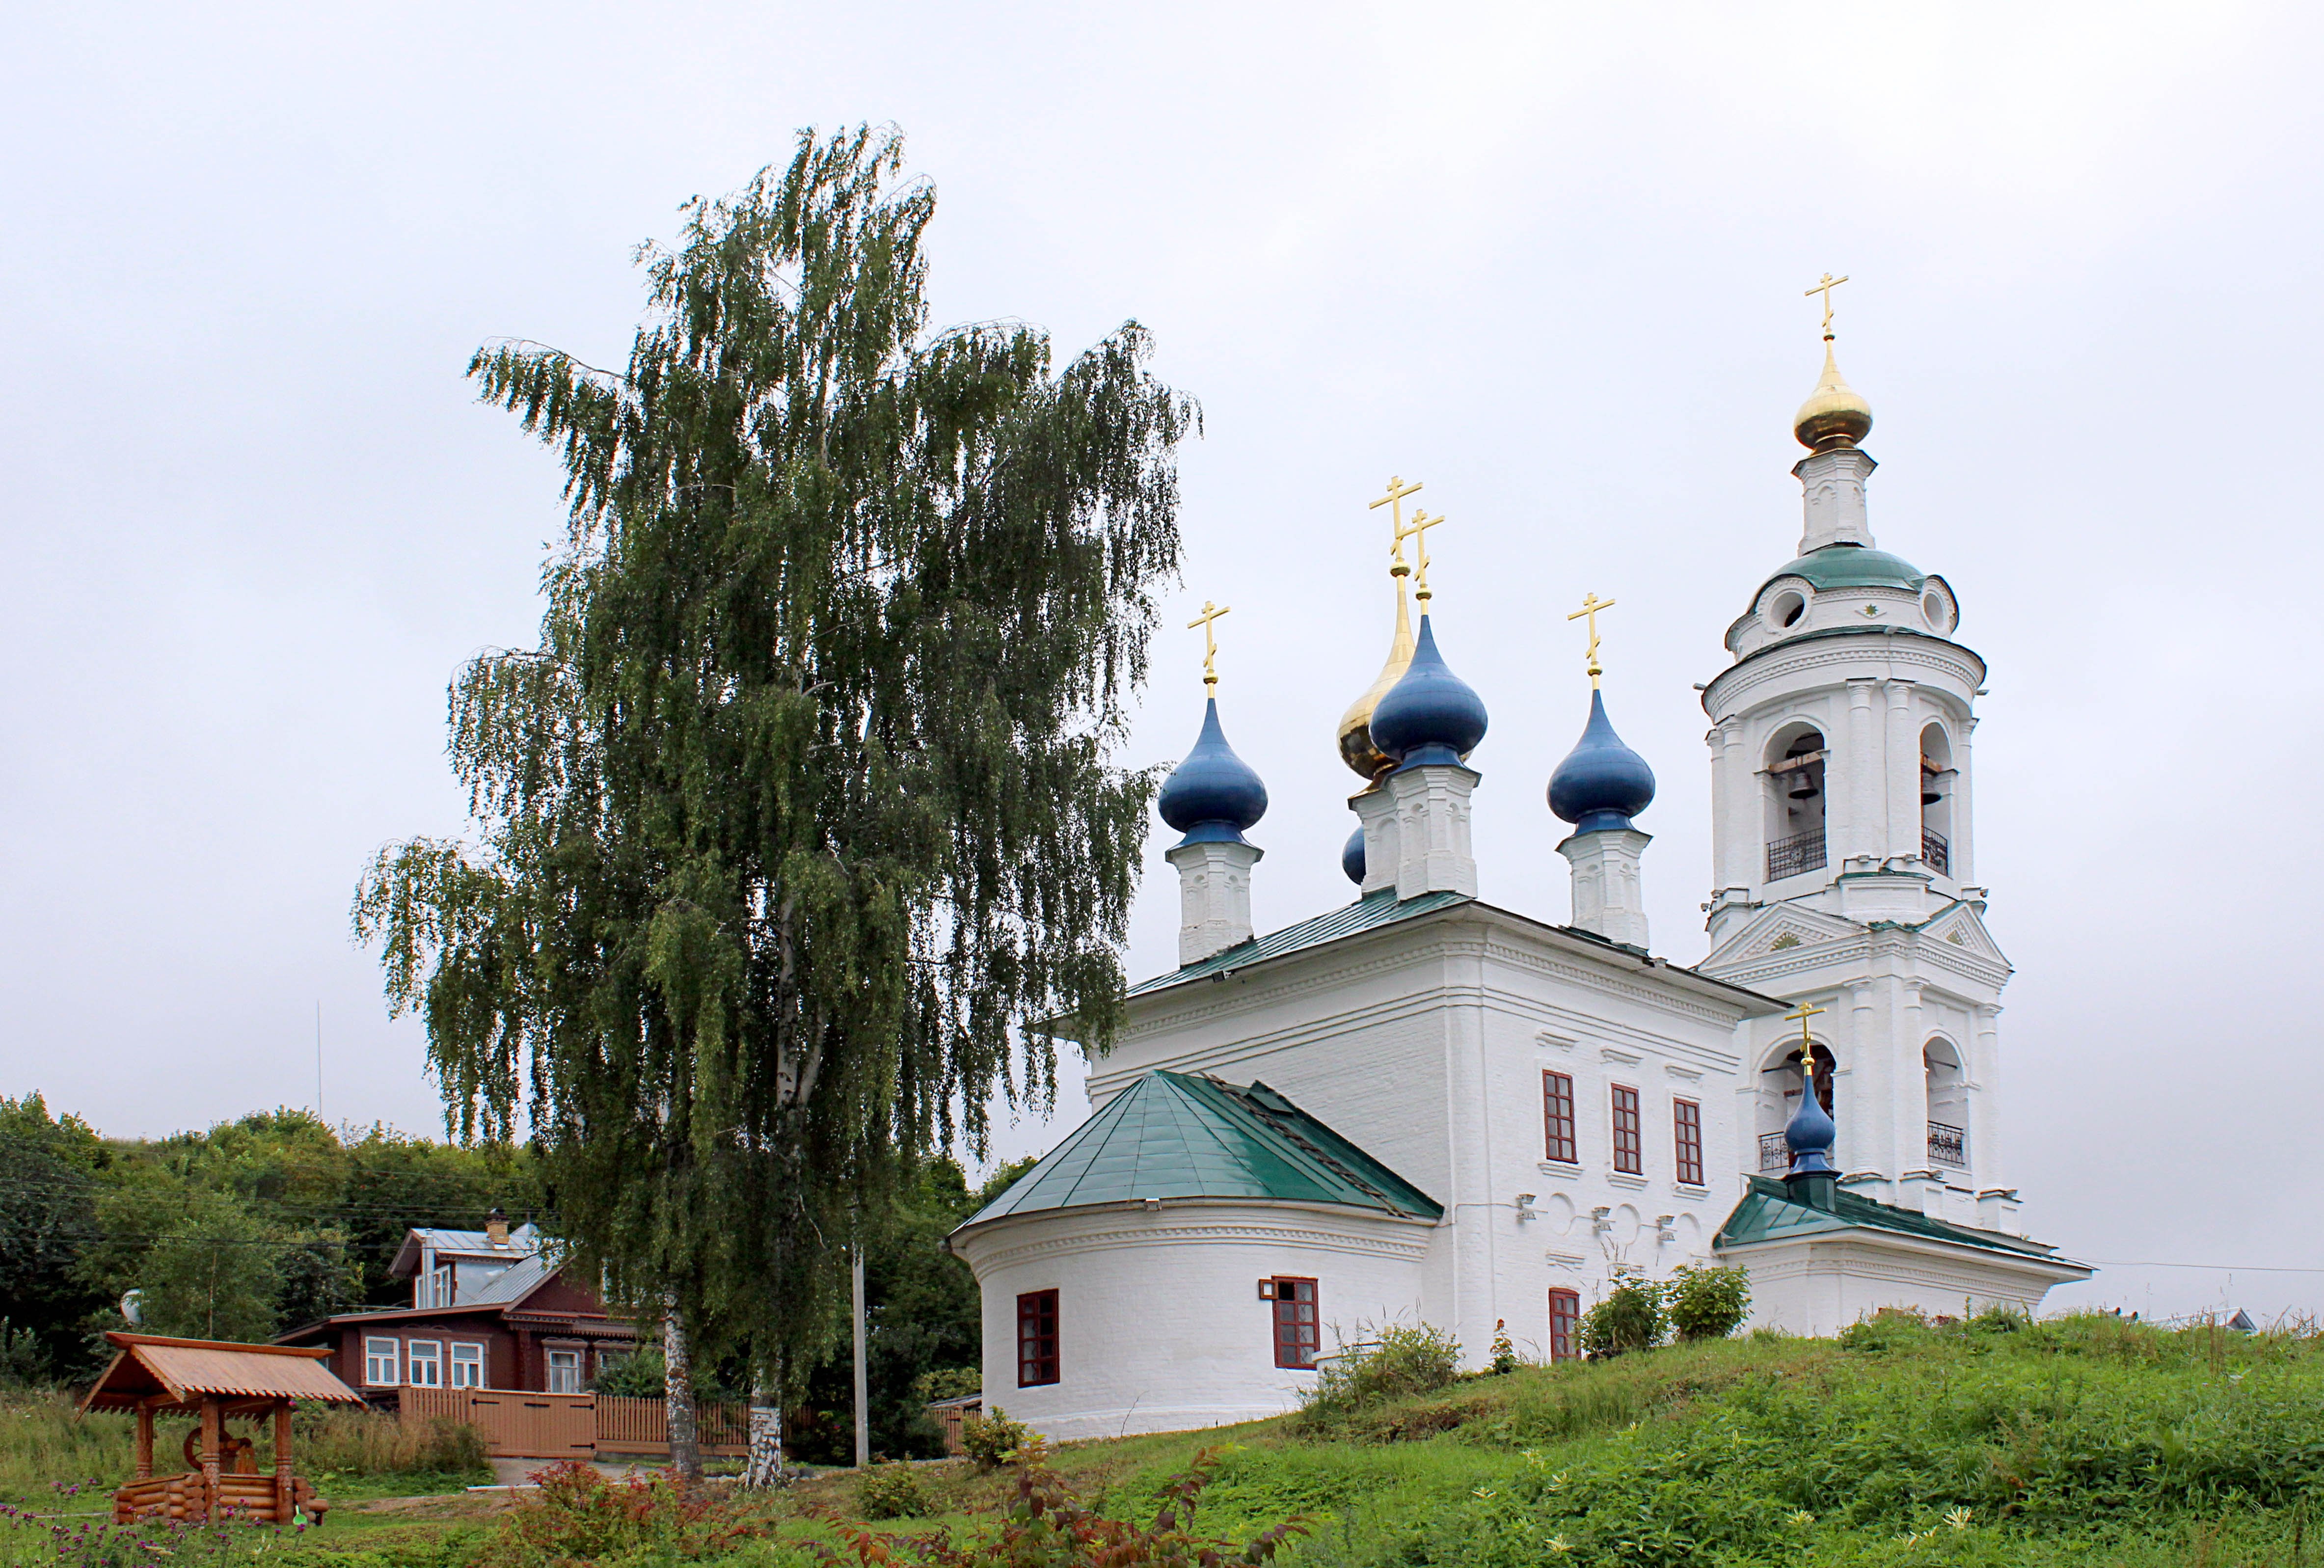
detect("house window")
(406, 1339), (442, 1387)
(1017, 1290), (1060, 1387)
(1673, 1098), (1704, 1187)
(1542, 1071), (1577, 1163)
(431, 1264), (455, 1308)
(449, 1342), (484, 1389)
(1270, 1278), (1320, 1369)
(1611, 1084), (1643, 1175)
(546, 1350), (582, 1394)
(1548, 1290), (1581, 1363)
(363, 1336), (400, 1387)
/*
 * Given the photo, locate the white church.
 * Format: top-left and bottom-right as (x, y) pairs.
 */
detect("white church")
(947, 316), (2091, 1440)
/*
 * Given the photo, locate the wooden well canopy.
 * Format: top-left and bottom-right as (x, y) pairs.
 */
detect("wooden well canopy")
(82, 1332), (367, 1527)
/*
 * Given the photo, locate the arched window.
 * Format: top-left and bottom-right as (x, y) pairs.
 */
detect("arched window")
(1924, 1040), (1967, 1169)
(1752, 1039), (1835, 1173)
(1919, 725), (1954, 875)
(1764, 727), (1828, 881)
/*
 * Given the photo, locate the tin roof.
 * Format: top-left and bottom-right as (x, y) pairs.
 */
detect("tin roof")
(1714, 1175), (2083, 1264)
(81, 1333), (366, 1413)
(1127, 887), (1470, 996)
(958, 1070), (1442, 1230)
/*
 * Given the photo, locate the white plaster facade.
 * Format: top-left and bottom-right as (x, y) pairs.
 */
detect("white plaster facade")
(1719, 1229), (2092, 1335)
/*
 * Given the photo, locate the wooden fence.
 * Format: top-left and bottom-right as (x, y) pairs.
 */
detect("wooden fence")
(400, 1387), (749, 1460)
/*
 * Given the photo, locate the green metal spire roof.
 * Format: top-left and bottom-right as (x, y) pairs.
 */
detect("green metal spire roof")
(1754, 544), (1928, 604)
(1127, 887), (1470, 996)
(1714, 1174), (2064, 1260)
(959, 1071), (1442, 1229)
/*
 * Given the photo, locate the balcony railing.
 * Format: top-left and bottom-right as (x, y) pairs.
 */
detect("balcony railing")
(1758, 1131), (1790, 1173)
(1922, 827), (1950, 875)
(1767, 830), (1826, 881)
(1927, 1121), (1967, 1168)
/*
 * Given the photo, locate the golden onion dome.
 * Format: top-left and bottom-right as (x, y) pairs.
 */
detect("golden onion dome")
(1793, 341), (1873, 451)
(1336, 572), (1417, 781)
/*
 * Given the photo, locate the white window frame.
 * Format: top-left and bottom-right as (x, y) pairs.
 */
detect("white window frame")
(406, 1338), (443, 1388)
(430, 1264), (455, 1308)
(363, 1336), (400, 1387)
(448, 1341), (484, 1389)
(545, 1349), (582, 1394)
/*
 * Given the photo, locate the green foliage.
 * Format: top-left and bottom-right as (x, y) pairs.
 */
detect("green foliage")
(0, 1095), (108, 1376)
(295, 1408), (490, 1481)
(961, 1406), (1034, 1470)
(1487, 1321), (1517, 1376)
(914, 1366), (982, 1403)
(468, 1460), (765, 1567)
(854, 1461), (931, 1519)
(1663, 1263), (1751, 1343)
(1295, 1325), (1462, 1433)
(1577, 1270), (1664, 1356)
(352, 124), (1196, 1391)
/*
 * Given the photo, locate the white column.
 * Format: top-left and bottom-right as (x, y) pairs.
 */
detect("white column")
(1954, 715), (1978, 889)
(1793, 447), (1878, 553)
(1386, 764), (1479, 899)
(1558, 828), (1651, 948)
(1352, 784), (1399, 897)
(1715, 720), (1752, 892)
(1885, 681), (1919, 862)
(1970, 1003), (2004, 1193)
(1899, 978), (1928, 1178)
(1843, 977), (1879, 1182)
(1845, 679), (1881, 870)
(1163, 838), (1262, 965)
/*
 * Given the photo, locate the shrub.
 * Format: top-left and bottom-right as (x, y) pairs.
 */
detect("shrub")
(1664, 1264), (1751, 1342)
(1488, 1320), (1518, 1375)
(470, 1460), (766, 1568)
(855, 1461), (930, 1519)
(961, 1405), (1034, 1469)
(1578, 1271), (1664, 1355)
(912, 1367), (982, 1403)
(1295, 1324), (1462, 1431)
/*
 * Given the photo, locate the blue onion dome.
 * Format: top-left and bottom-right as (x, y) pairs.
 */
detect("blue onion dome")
(1368, 615), (1488, 769)
(1546, 691), (1657, 834)
(1341, 825), (1366, 886)
(1784, 1064), (1839, 1177)
(1157, 698), (1268, 844)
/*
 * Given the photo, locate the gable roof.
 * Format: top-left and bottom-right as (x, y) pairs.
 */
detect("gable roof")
(958, 1071), (1442, 1230)
(389, 1222), (542, 1278)
(1127, 887), (1470, 996)
(1714, 1175), (2081, 1265)
(83, 1333), (365, 1413)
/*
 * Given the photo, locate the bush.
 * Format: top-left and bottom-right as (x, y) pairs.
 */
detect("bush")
(961, 1405), (1034, 1469)
(1578, 1271), (1664, 1355)
(1295, 1324), (1462, 1431)
(912, 1366), (982, 1403)
(471, 1460), (766, 1568)
(1664, 1264), (1751, 1342)
(855, 1461), (930, 1519)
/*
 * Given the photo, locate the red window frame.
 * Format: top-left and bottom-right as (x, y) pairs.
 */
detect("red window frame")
(1542, 1071), (1578, 1163)
(1673, 1097), (1704, 1186)
(1548, 1289), (1581, 1362)
(1270, 1277), (1320, 1369)
(1016, 1289), (1059, 1387)
(1611, 1084), (1643, 1174)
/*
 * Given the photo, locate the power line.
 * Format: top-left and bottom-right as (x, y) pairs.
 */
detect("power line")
(2083, 1257), (2324, 1275)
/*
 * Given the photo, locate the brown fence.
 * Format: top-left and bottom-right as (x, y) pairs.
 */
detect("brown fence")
(399, 1388), (748, 1460)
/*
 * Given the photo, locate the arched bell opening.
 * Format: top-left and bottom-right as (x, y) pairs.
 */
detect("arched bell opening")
(1751, 1038), (1836, 1174)
(1763, 724), (1828, 881)
(1919, 723), (1955, 875)
(1923, 1039), (1968, 1171)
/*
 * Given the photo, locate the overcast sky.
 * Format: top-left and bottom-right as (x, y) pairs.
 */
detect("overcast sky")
(4, 3), (2319, 1322)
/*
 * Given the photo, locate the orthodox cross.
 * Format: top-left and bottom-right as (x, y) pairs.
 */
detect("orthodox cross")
(1567, 592), (1616, 689)
(1369, 476), (1424, 572)
(1402, 510), (1446, 602)
(1784, 1000), (1827, 1085)
(1187, 599), (1231, 690)
(1805, 272), (1850, 340)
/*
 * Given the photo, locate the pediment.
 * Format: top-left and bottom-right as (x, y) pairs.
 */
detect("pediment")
(1703, 903), (1861, 970)
(1916, 902), (2010, 967)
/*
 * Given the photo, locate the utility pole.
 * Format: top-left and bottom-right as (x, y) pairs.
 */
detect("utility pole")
(851, 1245), (869, 1468)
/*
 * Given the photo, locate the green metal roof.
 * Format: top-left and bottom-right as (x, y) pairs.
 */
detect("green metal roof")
(1714, 1174), (2063, 1260)
(1757, 544), (1927, 602)
(959, 1071), (1443, 1229)
(1127, 887), (1470, 997)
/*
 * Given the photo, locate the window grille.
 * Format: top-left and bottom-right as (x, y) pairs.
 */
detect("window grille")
(1927, 1121), (1968, 1167)
(1767, 830), (1826, 881)
(1922, 828), (1949, 874)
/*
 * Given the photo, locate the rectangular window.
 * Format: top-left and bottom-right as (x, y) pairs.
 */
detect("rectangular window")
(1542, 1071), (1577, 1163)
(449, 1342), (484, 1389)
(431, 1264), (455, 1308)
(1270, 1278), (1320, 1369)
(1016, 1290), (1060, 1387)
(546, 1350), (582, 1394)
(406, 1339), (442, 1387)
(1548, 1289), (1581, 1362)
(1673, 1098), (1704, 1186)
(1611, 1084), (1643, 1174)
(363, 1336), (400, 1387)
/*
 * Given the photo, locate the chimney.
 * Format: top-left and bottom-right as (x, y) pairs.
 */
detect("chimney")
(486, 1206), (509, 1248)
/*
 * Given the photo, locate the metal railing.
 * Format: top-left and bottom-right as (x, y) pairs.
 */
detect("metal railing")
(1758, 1131), (1790, 1173)
(1922, 827), (1950, 874)
(1767, 830), (1826, 881)
(1927, 1121), (1967, 1168)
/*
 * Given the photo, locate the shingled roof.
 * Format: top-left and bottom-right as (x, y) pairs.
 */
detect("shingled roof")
(82, 1333), (365, 1413)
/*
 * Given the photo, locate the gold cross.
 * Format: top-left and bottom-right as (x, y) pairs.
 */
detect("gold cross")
(1567, 593), (1616, 689)
(1805, 272), (1849, 339)
(1402, 510), (1446, 602)
(1187, 599), (1231, 690)
(1784, 1000), (1826, 1053)
(1369, 476), (1424, 572)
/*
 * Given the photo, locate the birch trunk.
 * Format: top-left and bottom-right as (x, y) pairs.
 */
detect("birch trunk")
(663, 1293), (702, 1482)
(742, 1379), (784, 1487)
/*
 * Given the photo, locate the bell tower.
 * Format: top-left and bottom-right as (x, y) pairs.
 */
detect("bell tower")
(1698, 284), (2020, 1234)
